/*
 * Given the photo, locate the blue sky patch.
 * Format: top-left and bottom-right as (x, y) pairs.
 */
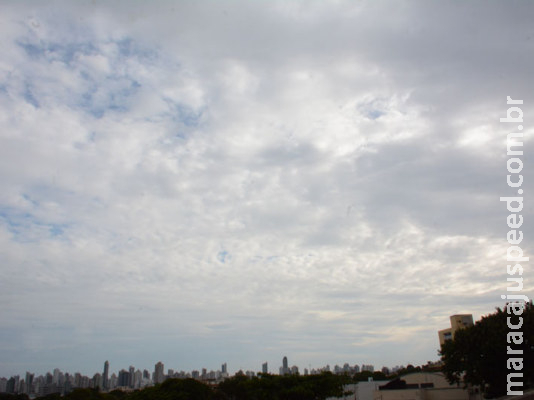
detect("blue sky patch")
(366, 109), (384, 120)
(217, 250), (229, 263)
(23, 83), (39, 108)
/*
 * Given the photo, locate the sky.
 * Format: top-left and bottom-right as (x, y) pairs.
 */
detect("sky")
(0, 0), (533, 378)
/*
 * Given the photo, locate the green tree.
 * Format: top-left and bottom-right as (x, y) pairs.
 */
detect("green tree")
(215, 372), (349, 400)
(129, 378), (213, 400)
(439, 301), (534, 398)
(0, 394), (30, 400)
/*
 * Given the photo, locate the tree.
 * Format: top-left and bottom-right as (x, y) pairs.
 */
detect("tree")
(439, 301), (534, 398)
(215, 372), (349, 400)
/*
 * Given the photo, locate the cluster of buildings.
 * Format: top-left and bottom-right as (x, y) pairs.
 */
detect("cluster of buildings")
(0, 315), (478, 399)
(0, 358), (395, 397)
(276, 357), (385, 377)
(0, 361), (228, 397)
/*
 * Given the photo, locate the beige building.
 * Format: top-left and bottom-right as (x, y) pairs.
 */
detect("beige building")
(373, 372), (474, 400)
(438, 314), (473, 346)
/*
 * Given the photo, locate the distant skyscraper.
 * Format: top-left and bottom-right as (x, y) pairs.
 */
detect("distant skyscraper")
(118, 370), (129, 387)
(134, 370), (142, 388)
(221, 363), (227, 374)
(262, 362), (268, 374)
(110, 373), (118, 390)
(93, 373), (102, 389)
(128, 366), (135, 388)
(282, 357), (288, 375)
(53, 369), (61, 385)
(6, 377), (15, 394)
(24, 372), (34, 395)
(154, 362), (165, 384)
(361, 364), (374, 372)
(103, 361), (109, 390)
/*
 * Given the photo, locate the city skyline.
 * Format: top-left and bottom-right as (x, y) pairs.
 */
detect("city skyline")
(1, 357), (384, 381)
(2, 355), (418, 397)
(1, 1), (533, 378)
(0, 357), (395, 382)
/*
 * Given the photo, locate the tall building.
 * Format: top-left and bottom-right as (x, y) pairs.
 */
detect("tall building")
(53, 369), (60, 385)
(361, 364), (374, 372)
(221, 363), (227, 374)
(438, 314), (474, 345)
(110, 373), (118, 390)
(6, 377), (16, 394)
(154, 362), (165, 384)
(128, 366), (135, 388)
(262, 362), (268, 374)
(133, 370), (142, 389)
(92, 373), (102, 389)
(103, 361), (109, 390)
(25, 372), (34, 395)
(118, 370), (129, 388)
(281, 357), (288, 375)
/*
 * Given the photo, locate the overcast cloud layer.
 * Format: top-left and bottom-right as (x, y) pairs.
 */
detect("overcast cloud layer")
(0, 1), (533, 377)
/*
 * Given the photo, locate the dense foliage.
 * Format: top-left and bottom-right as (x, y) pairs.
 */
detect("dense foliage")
(352, 370), (387, 382)
(0, 394), (30, 400)
(216, 372), (351, 400)
(23, 373), (350, 400)
(439, 301), (534, 398)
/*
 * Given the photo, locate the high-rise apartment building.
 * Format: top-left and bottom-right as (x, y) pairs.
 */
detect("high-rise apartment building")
(133, 370), (142, 389)
(103, 361), (109, 390)
(52, 369), (60, 385)
(25, 372), (34, 395)
(117, 370), (129, 388)
(438, 314), (474, 345)
(128, 366), (135, 388)
(282, 357), (289, 375)
(154, 362), (165, 384)
(361, 364), (374, 372)
(92, 373), (102, 389)
(262, 362), (268, 374)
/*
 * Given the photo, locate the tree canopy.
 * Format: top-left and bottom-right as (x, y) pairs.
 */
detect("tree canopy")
(439, 301), (534, 398)
(28, 373), (350, 400)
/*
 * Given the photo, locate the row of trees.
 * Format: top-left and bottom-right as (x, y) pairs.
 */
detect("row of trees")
(2, 365), (445, 400)
(0, 373), (352, 400)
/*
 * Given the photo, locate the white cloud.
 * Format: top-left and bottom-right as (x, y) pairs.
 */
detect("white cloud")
(0, 0), (533, 377)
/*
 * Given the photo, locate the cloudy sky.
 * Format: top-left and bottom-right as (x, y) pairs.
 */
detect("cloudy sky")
(1, 1), (533, 378)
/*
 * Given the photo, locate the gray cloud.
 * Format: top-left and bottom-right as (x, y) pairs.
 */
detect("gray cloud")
(0, 0), (532, 377)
